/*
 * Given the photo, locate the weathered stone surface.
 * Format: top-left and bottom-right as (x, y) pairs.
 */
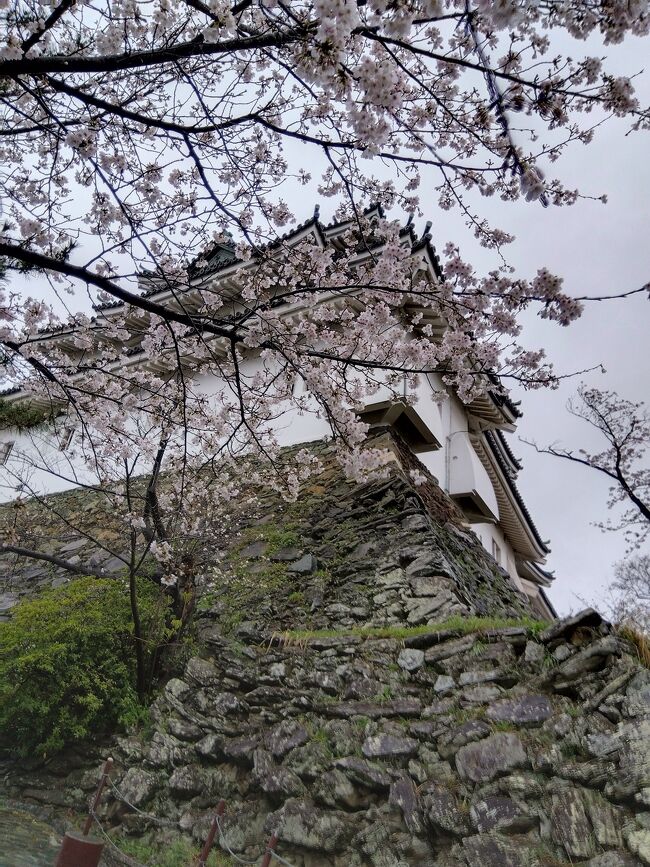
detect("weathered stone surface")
(434, 675), (456, 694)
(362, 734), (419, 759)
(264, 720), (309, 758)
(118, 768), (158, 807)
(627, 830), (650, 865)
(334, 757), (393, 790)
(583, 789), (624, 847)
(438, 720), (491, 760)
(459, 684), (502, 705)
(318, 699), (422, 718)
(586, 853), (644, 867)
(221, 735), (258, 765)
(422, 785), (469, 835)
(397, 648), (425, 672)
(459, 835), (537, 867)
(485, 694), (553, 727)
(424, 635), (476, 662)
(549, 635), (620, 685)
(169, 765), (207, 797)
(184, 656), (222, 688)
(469, 796), (536, 834)
(389, 776), (425, 835)
(288, 553), (317, 574)
(313, 769), (362, 809)
(539, 608), (605, 644)
(624, 671), (650, 718)
(550, 788), (596, 859)
(167, 717), (204, 741)
(353, 821), (404, 867)
(455, 733), (527, 782)
(252, 749), (305, 800)
(265, 799), (349, 853)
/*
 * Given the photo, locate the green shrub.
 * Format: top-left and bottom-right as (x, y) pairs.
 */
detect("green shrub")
(0, 576), (169, 758)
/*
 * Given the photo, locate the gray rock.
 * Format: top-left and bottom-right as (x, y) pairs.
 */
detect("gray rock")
(253, 749), (305, 800)
(425, 635), (476, 663)
(185, 657), (222, 688)
(397, 648), (425, 672)
(353, 821), (404, 867)
(549, 635), (620, 685)
(460, 835), (537, 867)
(146, 732), (186, 768)
(624, 671), (650, 718)
(169, 765), (206, 797)
(167, 716), (204, 741)
(195, 733), (224, 759)
(539, 608), (605, 644)
(583, 789), (623, 848)
(222, 735), (258, 765)
(362, 734), (418, 759)
(334, 757), (393, 790)
(319, 699), (421, 718)
(458, 669), (500, 686)
(485, 694), (553, 727)
(0, 592), (18, 613)
(524, 641), (545, 664)
(550, 788), (596, 859)
(459, 684), (502, 705)
(422, 785), (469, 836)
(314, 769), (362, 810)
(285, 742), (332, 781)
(586, 854), (644, 867)
(265, 798), (349, 853)
(469, 796), (536, 833)
(264, 720), (309, 759)
(118, 768), (158, 807)
(438, 720), (491, 760)
(405, 592), (457, 625)
(389, 776), (425, 835)
(627, 830), (650, 865)
(270, 546), (302, 562)
(288, 553), (317, 574)
(434, 675), (456, 694)
(455, 733), (527, 783)
(239, 540), (268, 558)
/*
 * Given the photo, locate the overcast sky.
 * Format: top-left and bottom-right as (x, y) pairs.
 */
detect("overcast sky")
(430, 33), (650, 615)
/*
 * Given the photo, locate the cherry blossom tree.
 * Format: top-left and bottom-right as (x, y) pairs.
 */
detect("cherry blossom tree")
(607, 554), (650, 634)
(527, 386), (650, 551)
(0, 0), (649, 681)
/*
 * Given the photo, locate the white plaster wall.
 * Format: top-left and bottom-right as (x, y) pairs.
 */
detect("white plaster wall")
(472, 521), (525, 591)
(0, 359), (526, 589)
(0, 425), (93, 502)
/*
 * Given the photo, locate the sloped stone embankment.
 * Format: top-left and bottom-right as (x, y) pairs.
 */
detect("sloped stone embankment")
(6, 609), (650, 867)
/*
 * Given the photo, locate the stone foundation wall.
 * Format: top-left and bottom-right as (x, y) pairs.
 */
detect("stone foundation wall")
(4, 609), (650, 867)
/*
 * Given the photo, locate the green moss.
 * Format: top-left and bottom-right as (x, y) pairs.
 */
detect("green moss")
(281, 615), (547, 644)
(232, 524), (300, 557)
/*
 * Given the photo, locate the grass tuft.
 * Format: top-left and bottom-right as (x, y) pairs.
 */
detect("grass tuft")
(276, 614), (547, 645)
(616, 623), (650, 668)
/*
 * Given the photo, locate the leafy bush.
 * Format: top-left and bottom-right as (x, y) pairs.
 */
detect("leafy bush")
(0, 576), (169, 758)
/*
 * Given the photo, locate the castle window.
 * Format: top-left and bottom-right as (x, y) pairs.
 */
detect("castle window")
(0, 441), (14, 465)
(491, 539), (501, 565)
